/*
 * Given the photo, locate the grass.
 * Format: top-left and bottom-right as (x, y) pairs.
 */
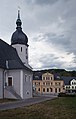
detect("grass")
(0, 97), (76, 119)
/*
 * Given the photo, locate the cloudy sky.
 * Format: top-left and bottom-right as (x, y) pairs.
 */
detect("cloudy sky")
(0, 0), (76, 71)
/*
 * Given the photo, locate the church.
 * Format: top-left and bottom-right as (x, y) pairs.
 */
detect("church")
(0, 10), (33, 99)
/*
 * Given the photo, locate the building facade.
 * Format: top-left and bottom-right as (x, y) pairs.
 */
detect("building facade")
(33, 72), (65, 94)
(62, 77), (76, 93)
(0, 10), (33, 99)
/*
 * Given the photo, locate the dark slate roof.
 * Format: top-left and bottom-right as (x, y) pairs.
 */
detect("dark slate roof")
(61, 76), (76, 85)
(33, 71), (42, 80)
(0, 39), (32, 71)
(11, 28), (28, 46)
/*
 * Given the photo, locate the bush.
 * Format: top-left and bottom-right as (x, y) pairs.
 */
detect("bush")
(58, 93), (76, 97)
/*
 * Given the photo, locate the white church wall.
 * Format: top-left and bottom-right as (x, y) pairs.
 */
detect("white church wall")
(23, 70), (33, 99)
(12, 44), (28, 65)
(5, 70), (21, 98)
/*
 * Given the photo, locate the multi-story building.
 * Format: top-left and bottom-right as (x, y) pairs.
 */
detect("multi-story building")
(33, 72), (65, 94)
(62, 77), (76, 93)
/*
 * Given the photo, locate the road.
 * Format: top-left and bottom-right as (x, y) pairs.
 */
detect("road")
(0, 96), (57, 111)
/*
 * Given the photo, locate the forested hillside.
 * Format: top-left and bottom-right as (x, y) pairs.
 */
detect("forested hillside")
(33, 69), (76, 77)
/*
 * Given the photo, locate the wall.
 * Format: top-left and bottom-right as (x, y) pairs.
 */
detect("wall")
(0, 69), (3, 98)
(4, 70), (21, 99)
(33, 79), (65, 94)
(23, 70), (33, 99)
(13, 44), (28, 65)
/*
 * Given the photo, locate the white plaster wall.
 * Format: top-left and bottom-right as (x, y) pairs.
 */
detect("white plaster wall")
(5, 70), (21, 98)
(23, 70), (33, 99)
(12, 44), (28, 65)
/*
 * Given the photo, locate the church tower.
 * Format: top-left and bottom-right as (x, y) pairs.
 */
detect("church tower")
(11, 10), (29, 67)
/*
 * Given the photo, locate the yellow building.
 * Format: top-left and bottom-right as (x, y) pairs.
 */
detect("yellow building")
(33, 72), (65, 94)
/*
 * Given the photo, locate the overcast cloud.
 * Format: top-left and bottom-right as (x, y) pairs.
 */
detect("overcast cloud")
(0, 0), (76, 70)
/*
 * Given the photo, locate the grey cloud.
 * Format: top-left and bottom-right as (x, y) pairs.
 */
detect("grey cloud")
(33, 0), (59, 5)
(25, 0), (59, 5)
(38, 54), (65, 69)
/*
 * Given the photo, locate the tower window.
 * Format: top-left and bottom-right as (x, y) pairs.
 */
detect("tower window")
(21, 47), (22, 52)
(26, 49), (27, 54)
(26, 56), (28, 59)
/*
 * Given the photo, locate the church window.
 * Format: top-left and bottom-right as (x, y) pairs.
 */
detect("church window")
(29, 75), (31, 82)
(21, 47), (22, 52)
(25, 75), (27, 82)
(26, 49), (27, 54)
(26, 56), (28, 59)
(8, 77), (13, 86)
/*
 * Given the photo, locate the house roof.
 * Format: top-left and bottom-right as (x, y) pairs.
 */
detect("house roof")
(61, 76), (76, 85)
(0, 39), (32, 71)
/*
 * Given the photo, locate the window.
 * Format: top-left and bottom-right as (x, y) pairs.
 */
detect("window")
(21, 47), (22, 52)
(55, 82), (60, 86)
(38, 88), (40, 92)
(26, 91), (29, 94)
(29, 76), (31, 82)
(36, 82), (40, 85)
(43, 88), (45, 92)
(51, 77), (52, 80)
(50, 88), (52, 92)
(8, 77), (13, 86)
(43, 77), (45, 80)
(46, 82), (50, 85)
(55, 82), (57, 86)
(59, 83), (61, 86)
(26, 49), (27, 54)
(47, 88), (49, 92)
(26, 56), (28, 59)
(25, 75), (27, 82)
(72, 86), (74, 89)
(51, 82), (53, 85)
(43, 82), (45, 85)
(59, 88), (61, 92)
(55, 88), (57, 93)
(46, 77), (50, 80)
(38, 82), (40, 85)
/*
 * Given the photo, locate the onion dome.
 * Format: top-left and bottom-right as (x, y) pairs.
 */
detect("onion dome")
(11, 10), (28, 46)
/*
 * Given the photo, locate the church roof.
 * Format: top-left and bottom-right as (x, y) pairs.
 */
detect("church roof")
(0, 39), (31, 71)
(11, 10), (28, 46)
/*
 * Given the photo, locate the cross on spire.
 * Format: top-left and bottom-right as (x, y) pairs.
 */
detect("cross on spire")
(16, 8), (22, 29)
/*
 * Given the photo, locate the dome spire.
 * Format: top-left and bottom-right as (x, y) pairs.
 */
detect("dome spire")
(16, 7), (22, 29)
(18, 9), (20, 19)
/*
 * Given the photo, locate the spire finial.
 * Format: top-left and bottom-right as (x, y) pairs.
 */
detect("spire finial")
(18, 6), (20, 19)
(16, 7), (22, 29)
